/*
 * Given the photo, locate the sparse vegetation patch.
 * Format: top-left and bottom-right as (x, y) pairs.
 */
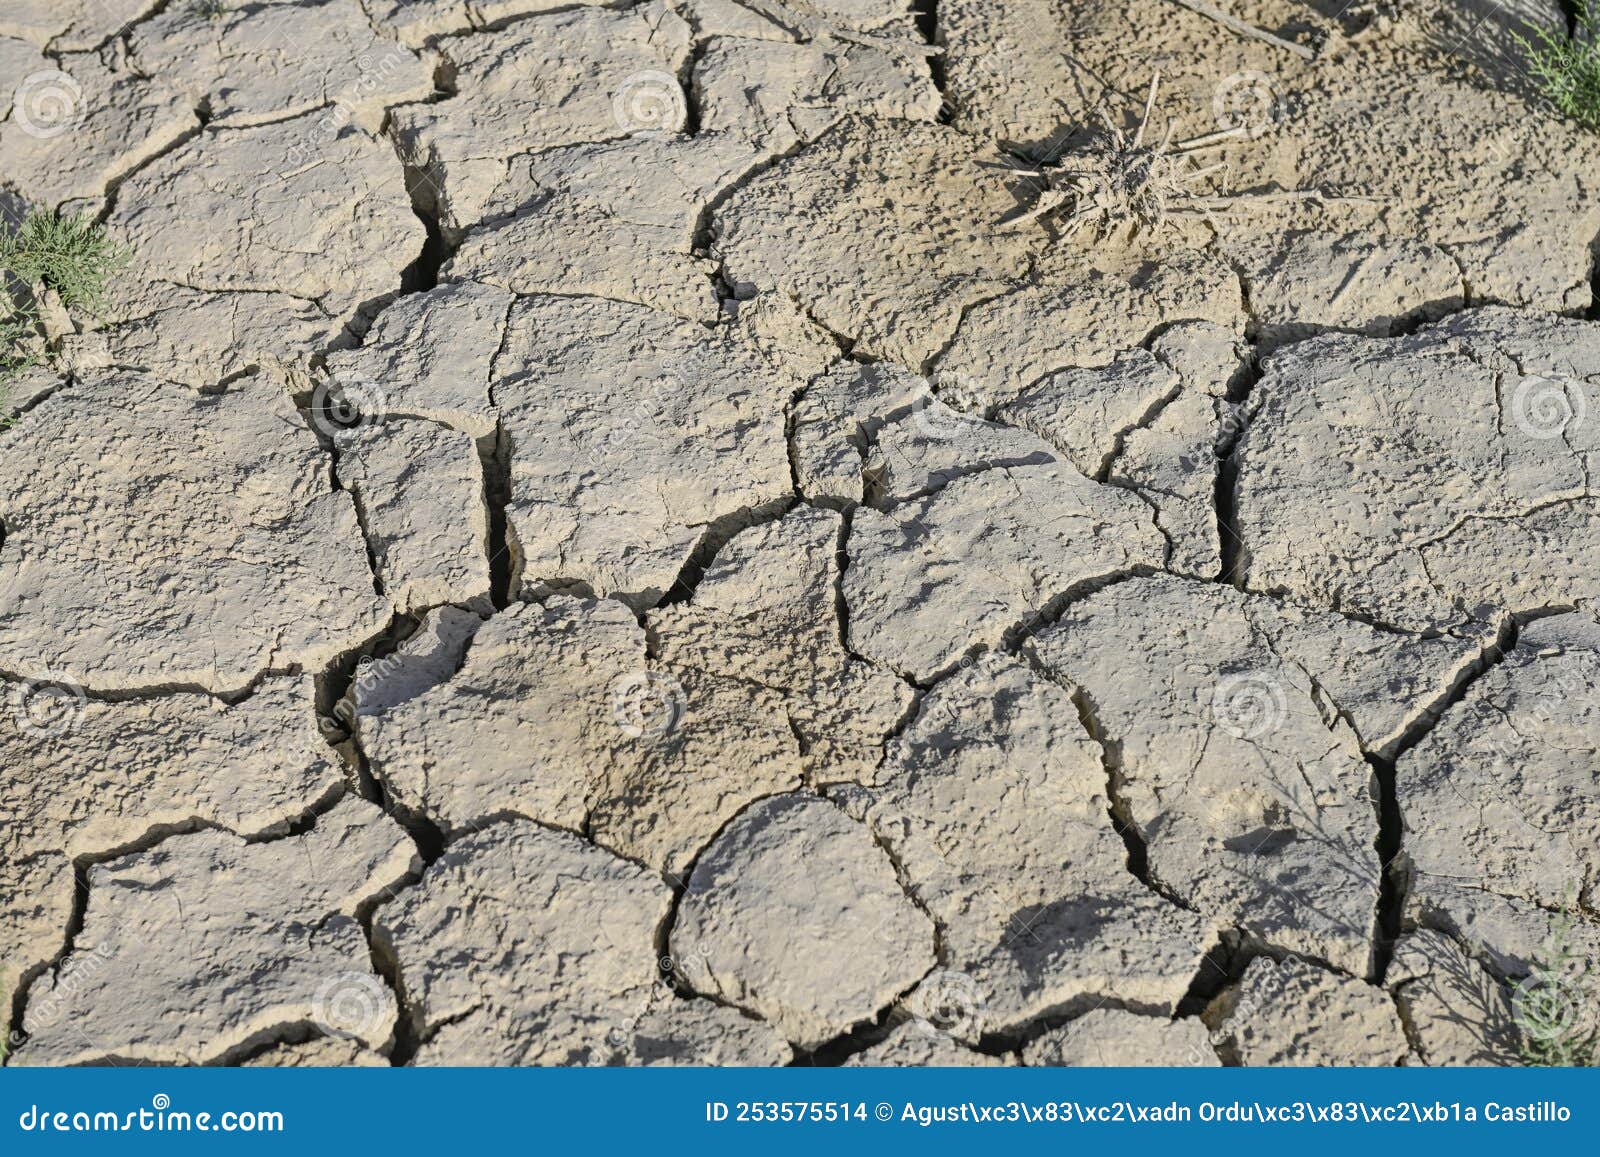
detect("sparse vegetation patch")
(0, 210), (126, 416)
(1515, 905), (1598, 1066)
(0, 210), (127, 316)
(1515, 3), (1600, 131)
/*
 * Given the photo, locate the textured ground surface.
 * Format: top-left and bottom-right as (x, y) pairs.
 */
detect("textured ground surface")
(2, 0), (1598, 1067)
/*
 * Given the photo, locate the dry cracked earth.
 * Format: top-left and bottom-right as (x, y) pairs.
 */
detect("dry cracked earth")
(1, 0), (1598, 1068)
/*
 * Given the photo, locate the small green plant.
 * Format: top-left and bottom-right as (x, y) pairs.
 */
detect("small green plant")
(0, 304), (40, 425)
(1514, 905), (1597, 1066)
(1514, 4), (1600, 131)
(0, 210), (127, 316)
(0, 210), (125, 402)
(191, 0), (228, 18)
(0, 305), (37, 375)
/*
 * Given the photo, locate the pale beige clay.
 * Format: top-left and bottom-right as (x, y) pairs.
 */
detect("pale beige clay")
(4, 0), (1596, 1070)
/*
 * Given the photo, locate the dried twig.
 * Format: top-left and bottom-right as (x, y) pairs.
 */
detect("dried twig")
(1172, 125), (1250, 153)
(1184, 190), (1379, 206)
(1326, 251), (1377, 309)
(1008, 72), (1237, 238)
(1164, 0), (1316, 60)
(1007, 74), (1368, 240)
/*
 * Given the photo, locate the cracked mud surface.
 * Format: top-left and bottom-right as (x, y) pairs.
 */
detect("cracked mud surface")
(2, 0), (1598, 1067)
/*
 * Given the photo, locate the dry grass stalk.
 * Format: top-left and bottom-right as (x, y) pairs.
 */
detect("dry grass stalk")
(1009, 74), (1368, 240)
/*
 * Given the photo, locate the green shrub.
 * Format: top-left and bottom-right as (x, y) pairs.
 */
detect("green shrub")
(1515, 4), (1600, 131)
(0, 304), (37, 367)
(0, 210), (124, 401)
(0, 210), (127, 315)
(1514, 905), (1598, 1066)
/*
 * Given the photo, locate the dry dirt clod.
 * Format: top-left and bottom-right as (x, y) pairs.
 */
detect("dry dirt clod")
(1398, 615), (1600, 977)
(335, 418), (492, 614)
(1388, 930), (1524, 1066)
(390, 3), (693, 240)
(1028, 574), (1486, 975)
(106, 114), (423, 329)
(844, 653), (1216, 1037)
(0, 46), (195, 212)
(671, 794), (938, 1049)
(844, 460), (1166, 683)
(323, 281), (512, 440)
(447, 135), (765, 325)
(128, 1), (434, 130)
(993, 321), (1250, 578)
(1, 1), (153, 51)
(375, 816), (793, 1066)
(1023, 1009), (1220, 1066)
(935, 246), (1244, 411)
(16, 799), (416, 1067)
(97, 283), (339, 392)
(0, 675), (348, 1045)
(1234, 308), (1600, 633)
(1204, 955), (1410, 1066)
(712, 117), (1045, 370)
(1230, 231), (1463, 350)
(493, 295), (803, 605)
(694, 35), (941, 152)
(0, 371), (388, 694)
(649, 506), (914, 785)
(356, 596), (803, 877)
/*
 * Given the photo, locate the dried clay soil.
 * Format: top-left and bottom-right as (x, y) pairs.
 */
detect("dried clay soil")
(1, 0), (1598, 1066)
